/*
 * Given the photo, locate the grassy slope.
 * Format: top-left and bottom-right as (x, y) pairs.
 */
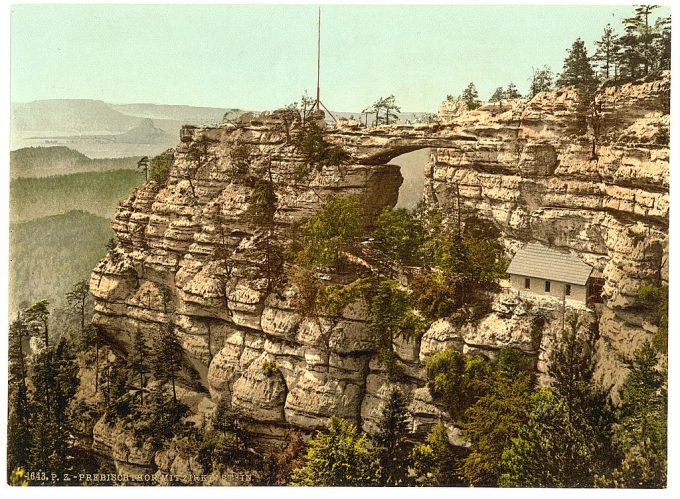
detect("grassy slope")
(10, 146), (140, 178)
(10, 169), (143, 222)
(9, 210), (112, 313)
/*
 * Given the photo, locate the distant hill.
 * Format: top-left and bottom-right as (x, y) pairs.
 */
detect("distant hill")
(11, 99), (143, 133)
(10, 169), (144, 223)
(111, 103), (238, 124)
(111, 118), (177, 144)
(10, 146), (139, 178)
(10, 99), (247, 157)
(11, 99), (241, 134)
(9, 210), (112, 313)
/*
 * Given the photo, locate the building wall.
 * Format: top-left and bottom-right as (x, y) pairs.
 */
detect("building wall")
(509, 274), (587, 304)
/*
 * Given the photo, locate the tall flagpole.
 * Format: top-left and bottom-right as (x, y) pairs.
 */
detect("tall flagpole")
(316, 7), (321, 111)
(310, 6), (337, 122)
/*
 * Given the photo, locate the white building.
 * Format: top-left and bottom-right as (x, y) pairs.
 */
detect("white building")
(507, 242), (602, 307)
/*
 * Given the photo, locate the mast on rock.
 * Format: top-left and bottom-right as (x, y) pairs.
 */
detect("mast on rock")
(309, 7), (337, 123)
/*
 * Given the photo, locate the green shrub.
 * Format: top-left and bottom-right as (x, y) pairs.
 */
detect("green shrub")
(298, 195), (363, 270)
(372, 207), (424, 266)
(262, 360), (279, 377)
(293, 120), (350, 177)
(425, 348), (492, 417)
(410, 273), (459, 320)
(149, 156), (171, 185)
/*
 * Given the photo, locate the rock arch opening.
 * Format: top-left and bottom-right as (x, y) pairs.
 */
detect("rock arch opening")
(388, 148), (431, 209)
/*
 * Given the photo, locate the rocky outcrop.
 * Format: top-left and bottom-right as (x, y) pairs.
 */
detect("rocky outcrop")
(89, 73), (669, 464)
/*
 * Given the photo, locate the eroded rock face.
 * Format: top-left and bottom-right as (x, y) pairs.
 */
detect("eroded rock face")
(89, 74), (669, 463)
(419, 76), (669, 394)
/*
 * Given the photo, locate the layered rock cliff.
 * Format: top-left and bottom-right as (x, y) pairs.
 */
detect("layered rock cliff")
(88, 72), (669, 475)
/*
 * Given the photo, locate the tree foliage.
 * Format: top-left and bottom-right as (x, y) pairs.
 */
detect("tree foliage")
(529, 65), (554, 97)
(291, 417), (379, 486)
(425, 348), (492, 417)
(372, 207), (424, 266)
(298, 195), (363, 270)
(462, 370), (533, 486)
(592, 24), (619, 80)
(556, 38), (598, 91)
(499, 317), (616, 487)
(461, 82), (481, 110)
(293, 119), (349, 176)
(375, 387), (412, 485)
(637, 284), (668, 354)
(414, 216), (506, 317)
(602, 342), (667, 488)
(149, 155), (171, 185)
(411, 421), (461, 486)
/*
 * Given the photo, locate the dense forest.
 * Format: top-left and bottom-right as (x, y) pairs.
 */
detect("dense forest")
(10, 169), (143, 222)
(9, 211), (113, 313)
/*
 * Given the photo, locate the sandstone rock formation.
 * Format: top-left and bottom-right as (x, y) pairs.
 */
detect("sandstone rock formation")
(89, 72), (669, 471)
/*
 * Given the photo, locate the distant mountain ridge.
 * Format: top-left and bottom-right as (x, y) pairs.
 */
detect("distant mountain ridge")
(11, 99), (241, 134)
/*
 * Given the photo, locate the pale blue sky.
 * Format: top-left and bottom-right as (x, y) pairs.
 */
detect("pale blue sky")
(10, 4), (671, 111)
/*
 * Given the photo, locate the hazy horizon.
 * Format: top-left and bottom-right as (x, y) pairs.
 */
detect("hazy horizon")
(11, 4), (671, 112)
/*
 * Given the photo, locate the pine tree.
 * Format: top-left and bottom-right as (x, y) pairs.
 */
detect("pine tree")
(499, 388), (603, 487)
(291, 417), (378, 486)
(556, 38), (598, 91)
(609, 342), (667, 487)
(504, 82), (522, 99)
(29, 338), (80, 483)
(653, 15), (671, 72)
(489, 87), (505, 107)
(412, 421), (460, 486)
(8, 314), (32, 476)
(24, 300), (50, 347)
(101, 359), (130, 424)
(461, 82), (481, 110)
(151, 321), (184, 405)
(382, 95), (401, 125)
(623, 5), (660, 76)
(66, 280), (90, 336)
(128, 328), (150, 406)
(529, 65), (554, 97)
(592, 24), (619, 81)
(137, 156), (149, 181)
(461, 356), (533, 486)
(370, 96), (384, 126)
(211, 397), (248, 446)
(499, 318), (616, 487)
(374, 387), (412, 485)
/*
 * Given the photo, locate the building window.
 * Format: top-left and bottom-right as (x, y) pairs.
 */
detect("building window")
(565, 284), (571, 296)
(524, 278), (531, 289)
(545, 281), (551, 292)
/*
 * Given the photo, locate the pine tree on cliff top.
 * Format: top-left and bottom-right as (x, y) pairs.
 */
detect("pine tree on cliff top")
(461, 82), (481, 110)
(504, 82), (522, 99)
(556, 38), (598, 91)
(489, 87), (505, 104)
(529, 65), (554, 97)
(592, 24), (620, 81)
